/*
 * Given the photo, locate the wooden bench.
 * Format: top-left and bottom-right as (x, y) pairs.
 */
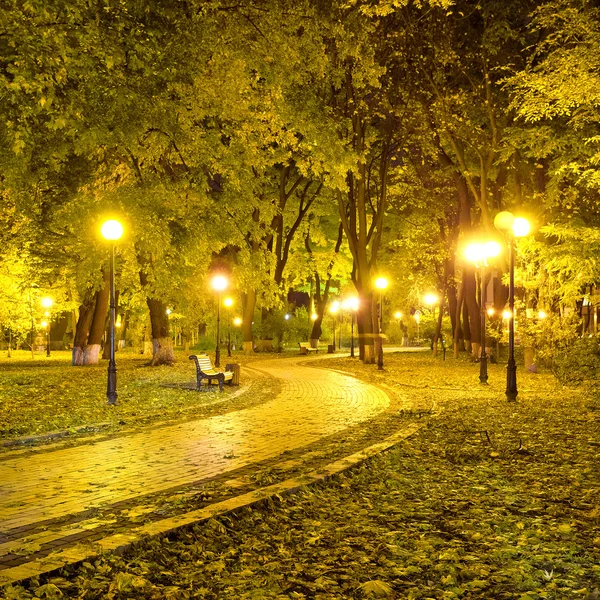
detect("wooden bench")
(189, 354), (234, 391)
(298, 342), (318, 355)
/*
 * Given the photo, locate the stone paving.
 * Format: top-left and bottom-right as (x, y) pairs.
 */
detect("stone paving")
(0, 354), (393, 583)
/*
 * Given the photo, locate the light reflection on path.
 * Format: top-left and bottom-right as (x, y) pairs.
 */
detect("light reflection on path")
(0, 357), (389, 530)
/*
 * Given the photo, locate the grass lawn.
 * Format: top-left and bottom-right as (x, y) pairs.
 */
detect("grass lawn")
(2, 352), (600, 599)
(0, 348), (281, 442)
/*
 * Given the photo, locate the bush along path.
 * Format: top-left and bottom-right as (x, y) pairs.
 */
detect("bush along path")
(3, 354), (600, 599)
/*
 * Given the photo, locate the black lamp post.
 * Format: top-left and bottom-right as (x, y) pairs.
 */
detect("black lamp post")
(345, 297), (359, 358)
(465, 241), (501, 385)
(375, 277), (388, 370)
(224, 297), (233, 357)
(330, 301), (339, 351)
(101, 219), (124, 405)
(211, 274), (229, 367)
(41, 297), (53, 357)
(494, 212), (531, 401)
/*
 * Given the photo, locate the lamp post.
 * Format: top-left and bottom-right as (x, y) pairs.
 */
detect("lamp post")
(414, 311), (421, 342)
(211, 274), (229, 367)
(424, 293), (440, 353)
(329, 301), (340, 351)
(343, 297), (359, 358)
(41, 297), (53, 356)
(494, 211), (531, 401)
(375, 277), (388, 370)
(465, 240), (501, 384)
(101, 219), (124, 405)
(233, 316), (242, 351)
(224, 297), (233, 357)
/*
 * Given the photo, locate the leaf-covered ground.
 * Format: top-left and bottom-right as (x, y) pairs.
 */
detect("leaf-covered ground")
(0, 350), (281, 443)
(3, 353), (599, 599)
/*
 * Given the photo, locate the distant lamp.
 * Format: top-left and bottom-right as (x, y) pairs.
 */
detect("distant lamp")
(502, 310), (512, 321)
(423, 293), (439, 307)
(210, 274), (229, 366)
(394, 311), (402, 320)
(487, 307), (495, 317)
(224, 298), (234, 356)
(329, 301), (340, 351)
(538, 310), (548, 320)
(494, 211), (531, 401)
(465, 239), (501, 384)
(234, 317), (242, 326)
(284, 314), (290, 321)
(166, 308), (172, 316)
(41, 297), (53, 356)
(311, 312), (318, 321)
(101, 218), (123, 405)
(375, 277), (389, 369)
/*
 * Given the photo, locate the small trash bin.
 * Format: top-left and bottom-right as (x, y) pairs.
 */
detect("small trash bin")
(327, 344), (335, 354)
(226, 363), (241, 385)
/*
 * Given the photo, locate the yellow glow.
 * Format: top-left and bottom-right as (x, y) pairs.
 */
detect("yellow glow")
(414, 313), (421, 324)
(394, 311), (402, 320)
(224, 297), (233, 307)
(375, 277), (388, 290)
(311, 312), (318, 321)
(166, 308), (172, 315)
(342, 297), (359, 311)
(424, 293), (439, 306)
(487, 307), (495, 317)
(329, 300), (340, 315)
(484, 240), (501, 258)
(234, 317), (242, 326)
(513, 217), (531, 237)
(116, 314), (122, 327)
(465, 242), (483, 263)
(538, 310), (548, 319)
(101, 219), (124, 241)
(211, 274), (229, 292)
(494, 211), (516, 233)
(41, 297), (53, 309)
(502, 310), (512, 320)
(41, 321), (48, 328)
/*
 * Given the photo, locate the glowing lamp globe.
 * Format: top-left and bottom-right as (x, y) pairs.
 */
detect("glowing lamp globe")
(101, 219), (124, 241)
(513, 217), (531, 238)
(211, 274), (228, 292)
(375, 277), (388, 290)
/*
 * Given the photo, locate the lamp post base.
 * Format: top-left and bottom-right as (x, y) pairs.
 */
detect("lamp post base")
(505, 359), (518, 401)
(479, 352), (488, 384)
(107, 362), (118, 405)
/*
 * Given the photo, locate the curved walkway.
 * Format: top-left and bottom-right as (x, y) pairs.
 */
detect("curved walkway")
(0, 356), (389, 538)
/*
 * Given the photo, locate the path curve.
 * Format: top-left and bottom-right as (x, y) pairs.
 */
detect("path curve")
(0, 356), (389, 532)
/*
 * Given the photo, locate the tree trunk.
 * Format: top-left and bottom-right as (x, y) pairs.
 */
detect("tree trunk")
(83, 272), (110, 365)
(147, 297), (174, 365)
(72, 291), (95, 366)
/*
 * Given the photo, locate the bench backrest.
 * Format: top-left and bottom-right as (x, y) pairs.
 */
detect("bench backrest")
(299, 342), (310, 348)
(193, 354), (216, 372)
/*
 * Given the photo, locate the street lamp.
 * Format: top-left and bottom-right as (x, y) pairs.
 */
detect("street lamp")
(41, 297), (53, 356)
(465, 239), (502, 384)
(233, 316), (242, 350)
(375, 277), (388, 370)
(343, 297), (359, 358)
(101, 219), (124, 405)
(224, 297), (233, 357)
(494, 211), (531, 401)
(211, 274), (229, 367)
(329, 301), (340, 351)
(424, 293), (440, 352)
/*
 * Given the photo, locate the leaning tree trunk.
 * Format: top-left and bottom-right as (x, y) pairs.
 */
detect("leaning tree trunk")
(147, 297), (174, 365)
(72, 292), (95, 366)
(83, 273), (110, 365)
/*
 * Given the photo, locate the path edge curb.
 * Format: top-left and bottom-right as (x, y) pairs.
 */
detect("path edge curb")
(0, 422), (426, 588)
